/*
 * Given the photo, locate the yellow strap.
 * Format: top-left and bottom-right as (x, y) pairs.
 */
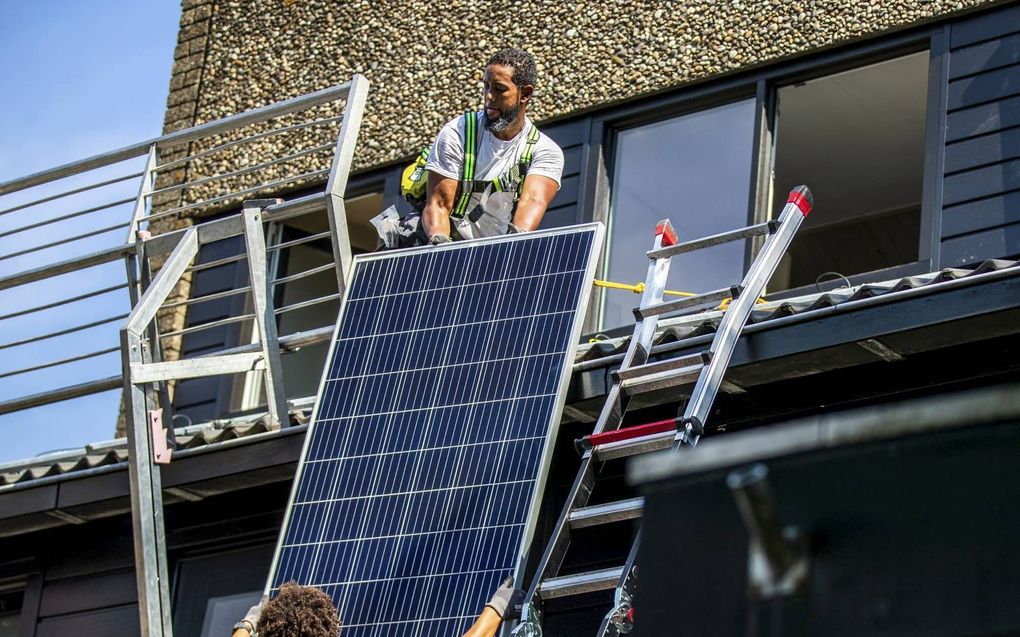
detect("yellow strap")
(593, 279), (696, 298)
(593, 279), (766, 310)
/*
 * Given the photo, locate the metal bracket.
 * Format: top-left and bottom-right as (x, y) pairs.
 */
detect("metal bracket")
(727, 463), (809, 599)
(149, 409), (173, 465)
(510, 602), (543, 637)
(601, 566), (637, 635)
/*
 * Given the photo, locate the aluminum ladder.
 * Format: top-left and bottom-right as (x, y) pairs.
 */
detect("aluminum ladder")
(511, 186), (813, 637)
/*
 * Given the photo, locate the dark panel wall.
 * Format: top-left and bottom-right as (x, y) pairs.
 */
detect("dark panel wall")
(538, 117), (592, 229)
(941, 2), (1020, 266)
(3, 481), (293, 637)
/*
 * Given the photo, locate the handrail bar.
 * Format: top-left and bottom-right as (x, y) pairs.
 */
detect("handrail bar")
(147, 142), (334, 198)
(271, 262), (334, 287)
(195, 323), (336, 360)
(154, 115), (343, 173)
(0, 221), (131, 262)
(0, 313), (128, 351)
(161, 286), (251, 311)
(261, 191), (328, 222)
(266, 230), (331, 253)
(0, 173), (143, 217)
(0, 283), (127, 321)
(0, 81), (352, 196)
(143, 168), (330, 223)
(275, 292), (341, 315)
(0, 243), (136, 291)
(0, 347), (120, 380)
(0, 376), (122, 416)
(0, 196), (136, 240)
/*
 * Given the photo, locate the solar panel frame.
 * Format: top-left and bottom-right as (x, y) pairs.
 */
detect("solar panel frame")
(264, 223), (605, 632)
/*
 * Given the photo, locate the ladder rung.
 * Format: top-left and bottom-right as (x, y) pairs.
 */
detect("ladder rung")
(569, 497), (644, 529)
(539, 566), (624, 599)
(614, 351), (711, 382)
(619, 363), (703, 395)
(635, 286), (740, 320)
(646, 220), (778, 260)
(595, 430), (674, 461)
(582, 419), (676, 450)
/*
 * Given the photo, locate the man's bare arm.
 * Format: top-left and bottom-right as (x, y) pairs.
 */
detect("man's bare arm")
(460, 607), (503, 637)
(512, 174), (558, 231)
(423, 171), (459, 239)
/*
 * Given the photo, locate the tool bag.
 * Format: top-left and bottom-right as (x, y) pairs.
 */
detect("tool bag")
(400, 111), (541, 214)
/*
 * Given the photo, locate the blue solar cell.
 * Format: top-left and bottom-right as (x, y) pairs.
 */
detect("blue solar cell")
(266, 226), (602, 634)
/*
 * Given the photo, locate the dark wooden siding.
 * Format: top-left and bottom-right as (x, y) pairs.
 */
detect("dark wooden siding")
(941, 2), (1020, 266)
(538, 117), (592, 228)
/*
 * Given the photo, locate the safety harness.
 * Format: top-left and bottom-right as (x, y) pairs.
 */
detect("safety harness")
(451, 111), (541, 219)
(402, 111), (541, 218)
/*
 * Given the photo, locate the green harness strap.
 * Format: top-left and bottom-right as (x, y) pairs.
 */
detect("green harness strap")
(453, 117), (541, 217)
(452, 112), (480, 219)
(492, 124), (540, 194)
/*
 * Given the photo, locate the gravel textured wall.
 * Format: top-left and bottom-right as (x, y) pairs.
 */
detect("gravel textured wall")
(167, 0), (998, 176)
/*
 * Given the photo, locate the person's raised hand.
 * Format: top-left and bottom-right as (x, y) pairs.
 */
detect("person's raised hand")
(485, 576), (525, 622)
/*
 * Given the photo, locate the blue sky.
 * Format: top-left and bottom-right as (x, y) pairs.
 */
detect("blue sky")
(0, 1), (181, 463)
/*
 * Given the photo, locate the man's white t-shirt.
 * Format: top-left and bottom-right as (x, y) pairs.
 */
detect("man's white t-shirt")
(424, 112), (564, 239)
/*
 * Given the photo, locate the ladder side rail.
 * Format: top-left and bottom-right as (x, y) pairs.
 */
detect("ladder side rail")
(676, 186), (812, 447)
(594, 187), (813, 637)
(597, 534), (640, 637)
(515, 222), (676, 635)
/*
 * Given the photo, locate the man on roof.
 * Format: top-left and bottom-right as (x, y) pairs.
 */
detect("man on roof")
(373, 48), (564, 248)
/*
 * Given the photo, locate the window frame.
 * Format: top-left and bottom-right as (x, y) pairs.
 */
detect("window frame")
(582, 23), (948, 324)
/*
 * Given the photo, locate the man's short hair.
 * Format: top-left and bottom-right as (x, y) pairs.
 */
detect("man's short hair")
(486, 48), (538, 90)
(258, 582), (341, 637)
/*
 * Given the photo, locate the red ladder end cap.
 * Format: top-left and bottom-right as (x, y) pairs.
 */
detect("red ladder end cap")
(787, 186), (813, 217)
(655, 220), (678, 246)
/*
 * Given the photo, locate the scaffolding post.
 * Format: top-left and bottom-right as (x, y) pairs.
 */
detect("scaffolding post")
(324, 73), (369, 294)
(242, 199), (289, 427)
(122, 228), (198, 637)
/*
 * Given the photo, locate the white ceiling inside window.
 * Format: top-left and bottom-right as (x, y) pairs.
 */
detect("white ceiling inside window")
(773, 51), (930, 228)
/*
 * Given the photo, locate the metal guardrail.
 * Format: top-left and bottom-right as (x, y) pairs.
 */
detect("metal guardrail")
(1, 74), (370, 637)
(0, 77), (368, 422)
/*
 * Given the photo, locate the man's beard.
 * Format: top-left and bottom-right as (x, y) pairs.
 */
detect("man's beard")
(484, 103), (521, 133)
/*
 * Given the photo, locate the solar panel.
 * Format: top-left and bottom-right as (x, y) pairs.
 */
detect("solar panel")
(266, 224), (604, 636)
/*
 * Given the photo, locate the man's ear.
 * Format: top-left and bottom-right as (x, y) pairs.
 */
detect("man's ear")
(520, 84), (535, 105)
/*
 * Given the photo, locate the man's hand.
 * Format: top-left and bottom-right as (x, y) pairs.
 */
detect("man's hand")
(232, 600), (263, 636)
(485, 576), (525, 622)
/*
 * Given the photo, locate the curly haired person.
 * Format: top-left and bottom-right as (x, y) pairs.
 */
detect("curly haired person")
(232, 579), (522, 637)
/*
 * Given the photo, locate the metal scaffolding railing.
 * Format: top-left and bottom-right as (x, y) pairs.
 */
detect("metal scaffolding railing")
(0, 75), (370, 637)
(0, 77), (367, 421)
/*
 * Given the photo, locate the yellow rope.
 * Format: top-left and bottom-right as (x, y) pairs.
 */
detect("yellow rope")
(593, 279), (767, 310)
(592, 279), (697, 298)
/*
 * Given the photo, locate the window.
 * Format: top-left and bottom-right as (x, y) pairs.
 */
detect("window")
(770, 51), (930, 291)
(603, 98), (758, 329)
(172, 545), (273, 637)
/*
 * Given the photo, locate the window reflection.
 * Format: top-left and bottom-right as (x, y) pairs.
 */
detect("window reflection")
(604, 99), (756, 329)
